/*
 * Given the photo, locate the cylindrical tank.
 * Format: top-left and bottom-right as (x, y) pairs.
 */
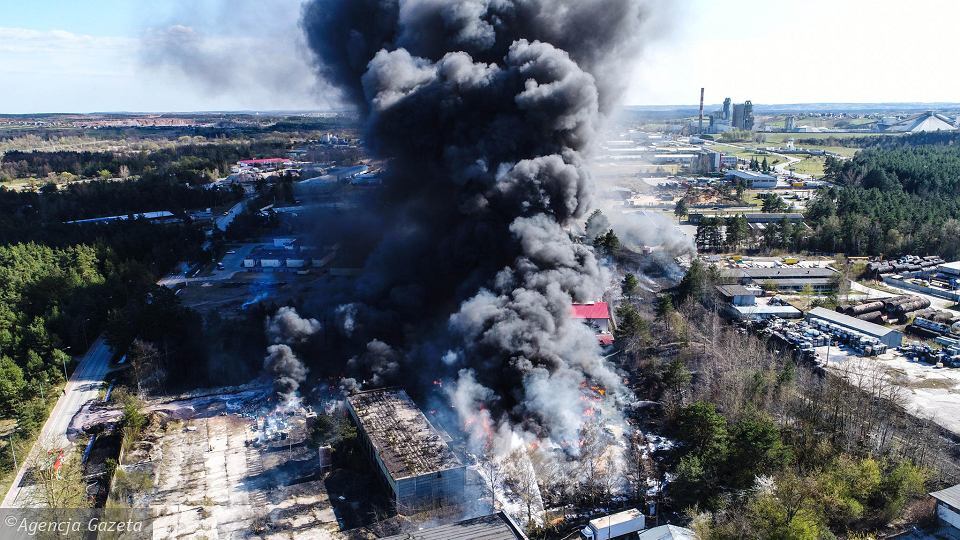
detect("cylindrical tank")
(849, 302), (884, 316)
(884, 295), (914, 308)
(892, 298), (931, 316)
(857, 311), (884, 323)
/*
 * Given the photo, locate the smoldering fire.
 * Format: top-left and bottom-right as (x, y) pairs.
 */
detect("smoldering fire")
(300, 0), (658, 463)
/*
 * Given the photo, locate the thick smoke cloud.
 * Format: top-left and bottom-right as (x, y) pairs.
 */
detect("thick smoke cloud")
(301, 0), (657, 450)
(263, 307), (318, 404)
(266, 306), (322, 344)
(264, 344), (308, 401)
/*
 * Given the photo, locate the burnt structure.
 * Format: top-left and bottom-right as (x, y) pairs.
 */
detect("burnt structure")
(345, 388), (465, 513)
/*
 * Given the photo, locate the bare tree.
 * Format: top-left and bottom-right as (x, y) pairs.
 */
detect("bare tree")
(25, 440), (90, 508)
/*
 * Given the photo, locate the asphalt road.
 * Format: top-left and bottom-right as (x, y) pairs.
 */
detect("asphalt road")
(1, 337), (113, 507)
(215, 199), (247, 232)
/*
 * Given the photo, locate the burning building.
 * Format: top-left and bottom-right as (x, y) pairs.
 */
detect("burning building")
(345, 388), (466, 513)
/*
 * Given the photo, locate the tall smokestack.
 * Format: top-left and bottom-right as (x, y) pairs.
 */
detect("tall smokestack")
(698, 87), (704, 135)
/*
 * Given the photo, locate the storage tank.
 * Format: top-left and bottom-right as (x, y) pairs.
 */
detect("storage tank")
(891, 298), (931, 317)
(849, 301), (884, 316)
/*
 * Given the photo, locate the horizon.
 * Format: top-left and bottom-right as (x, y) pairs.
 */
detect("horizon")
(5, 101), (960, 116)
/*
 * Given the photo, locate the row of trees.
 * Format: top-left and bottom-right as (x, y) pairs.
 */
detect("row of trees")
(611, 268), (944, 537)
(694, 215), (804, 253)
(0, 140), (289, 183)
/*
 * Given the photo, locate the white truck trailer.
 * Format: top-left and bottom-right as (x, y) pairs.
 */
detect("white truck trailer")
(580, 508), (646, 540)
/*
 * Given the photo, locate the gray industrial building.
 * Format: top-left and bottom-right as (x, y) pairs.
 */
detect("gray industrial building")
(345, 388), (466, 513)
(382, 512), (528, 540)
(806, 307), (903, 348)
(725, 266), (838, 293)
(725, 169), (776, 188)
(731, 100), (754, 130)
(930, 484), (960, 531)
(688, 212), (803, 225)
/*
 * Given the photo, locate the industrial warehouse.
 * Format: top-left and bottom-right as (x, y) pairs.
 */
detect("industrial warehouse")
(723, 266), (839, 293)
(346, 388), (467, 514)
(806, 307), (903, 349)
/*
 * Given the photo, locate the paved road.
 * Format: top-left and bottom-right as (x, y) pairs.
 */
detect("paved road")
(1, 337), (113, 507)
(215, 200), (247, 232)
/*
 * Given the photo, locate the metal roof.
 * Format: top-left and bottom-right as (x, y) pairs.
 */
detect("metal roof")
(571, 302), (611, 319)
(764, 278), (836, 287)
(739, 267), (837, 279)
(931, 484), (960, 509)
(716, 285), (758, 297)
(806, 307), (898, 338)
(638, 525), (699, 540)
(732, 305), (802, 317)
(382, 512), (527, 540)
(886, 112), (958, 133)
(740, 213), (804, 223)
(726, 170), (775, 181)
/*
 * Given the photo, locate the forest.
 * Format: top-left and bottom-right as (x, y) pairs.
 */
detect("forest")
(694, 136), (960, 259)
(0, 140), (289, 184)
(808, 138), (960, 257)
(0, 163), (222, 478)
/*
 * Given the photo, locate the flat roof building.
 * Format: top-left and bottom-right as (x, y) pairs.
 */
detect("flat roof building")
(725, 267), (838, 293)
(638, 525), (699, 540)
(725, 170), (776, 189)
(65, 210), (177, 225)
(382, 512), (528, 540)
(688, 213), (803, 225)
(345, 388), (466, 513)
(806, 307), (903, 348)
(716, 284), (760, 306)
(931, 484), (960, 531)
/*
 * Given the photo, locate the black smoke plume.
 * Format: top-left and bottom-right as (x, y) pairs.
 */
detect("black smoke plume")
(302, 0), (656, 450)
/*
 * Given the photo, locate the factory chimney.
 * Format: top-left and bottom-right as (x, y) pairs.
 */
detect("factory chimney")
(698, 87), (704, 135)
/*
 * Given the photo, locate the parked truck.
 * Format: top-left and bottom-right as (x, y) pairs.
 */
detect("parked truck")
(580, 508), (646, 540)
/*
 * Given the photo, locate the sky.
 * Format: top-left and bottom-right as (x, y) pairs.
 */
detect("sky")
(2, 0), (960, 113)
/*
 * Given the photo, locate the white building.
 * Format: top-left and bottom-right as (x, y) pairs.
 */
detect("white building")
(883, 111), (958, 133)
(725, 170), (777, 189)
(931, 484), (960, 531)
(638, 525), (699, 540)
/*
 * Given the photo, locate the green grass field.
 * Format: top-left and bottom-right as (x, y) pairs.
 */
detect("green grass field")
(787, 156), (828, 177)
(708, 143), (789, 166)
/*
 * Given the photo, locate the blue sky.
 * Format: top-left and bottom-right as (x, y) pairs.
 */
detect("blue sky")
(2, 0), (960, 113)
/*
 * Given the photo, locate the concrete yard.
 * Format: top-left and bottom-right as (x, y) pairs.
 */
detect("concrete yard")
(130, 413), (341, 539)
(816, 346), (960, 437)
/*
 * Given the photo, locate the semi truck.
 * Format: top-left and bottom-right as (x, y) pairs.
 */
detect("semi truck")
(580, 508), (646, 540)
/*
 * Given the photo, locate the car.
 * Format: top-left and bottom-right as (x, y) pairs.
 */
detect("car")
(225, 250), (236, 254)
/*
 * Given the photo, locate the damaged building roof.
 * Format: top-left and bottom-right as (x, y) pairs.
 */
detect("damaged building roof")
(346, 388), (462, 480)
